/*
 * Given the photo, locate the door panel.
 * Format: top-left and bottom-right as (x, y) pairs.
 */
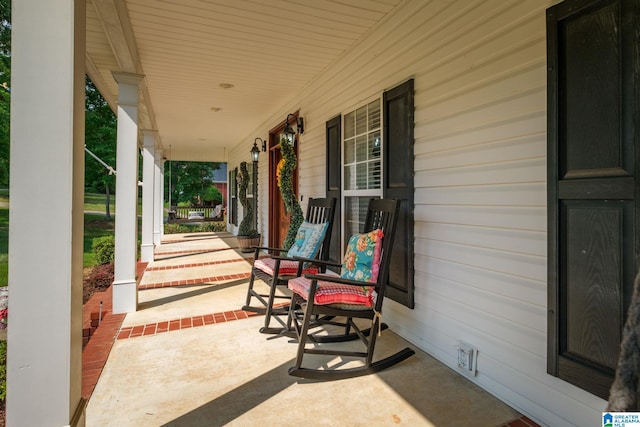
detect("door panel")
(269, 143), (288, 248)
(547, 0), (639, 399)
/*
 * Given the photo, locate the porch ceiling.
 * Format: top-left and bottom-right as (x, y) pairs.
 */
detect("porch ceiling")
(85, 0), (403, 162)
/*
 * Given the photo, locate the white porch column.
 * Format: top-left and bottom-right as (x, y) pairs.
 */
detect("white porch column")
(112, 72), (144, 314)
(140, 130), (157, 262)
(8, 0), (86, 425)
(154, 149), (164, 246)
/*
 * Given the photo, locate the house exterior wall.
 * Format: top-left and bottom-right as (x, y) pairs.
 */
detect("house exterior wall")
(231, 0), (609, 424)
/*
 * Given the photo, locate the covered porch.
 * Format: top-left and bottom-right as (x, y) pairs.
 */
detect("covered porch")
(83, 230), (530, 426)
(8, 0), (616, 425)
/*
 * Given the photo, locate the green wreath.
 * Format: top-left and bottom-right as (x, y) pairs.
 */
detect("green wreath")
(278, 138), (303, 250)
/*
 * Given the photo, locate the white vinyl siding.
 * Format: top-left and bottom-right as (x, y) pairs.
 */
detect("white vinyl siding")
(243, 1), (605, 425)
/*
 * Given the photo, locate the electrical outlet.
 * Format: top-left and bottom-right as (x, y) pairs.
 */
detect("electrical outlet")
(457, 341), (478, 376)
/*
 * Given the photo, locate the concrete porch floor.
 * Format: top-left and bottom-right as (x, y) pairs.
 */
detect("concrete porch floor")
(84, 231), (538, 427)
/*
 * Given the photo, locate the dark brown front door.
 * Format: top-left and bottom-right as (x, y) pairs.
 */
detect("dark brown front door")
(269, 139), (288, 248)
(268, 116), (298, 249)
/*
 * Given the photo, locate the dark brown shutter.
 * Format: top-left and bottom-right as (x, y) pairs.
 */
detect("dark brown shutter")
(326, 115), (342, 269)
(383, 79), (415, 308)
(547, 0), (639, 399)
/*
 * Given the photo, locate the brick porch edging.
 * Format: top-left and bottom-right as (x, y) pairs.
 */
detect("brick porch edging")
(138, 271), (251, 290)
(117, 308), (261, 339)
(81, 261), (147, 399)
(154, 247), (238, 257)
(144, 257), (244, 271)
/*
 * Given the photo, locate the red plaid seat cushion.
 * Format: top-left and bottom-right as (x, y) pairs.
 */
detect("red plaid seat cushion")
(254, 257), (319, 276)
(288, 271), (376, 310)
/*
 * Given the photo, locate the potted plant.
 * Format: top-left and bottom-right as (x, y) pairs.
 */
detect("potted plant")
(236, 161), (261, 252)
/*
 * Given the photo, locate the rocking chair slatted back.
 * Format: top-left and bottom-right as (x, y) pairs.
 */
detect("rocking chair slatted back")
(242, 197), (337, 334)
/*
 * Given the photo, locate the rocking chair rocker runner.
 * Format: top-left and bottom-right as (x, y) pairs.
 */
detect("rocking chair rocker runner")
(242, 197), (336, 334)
(287, 198), (415, 380)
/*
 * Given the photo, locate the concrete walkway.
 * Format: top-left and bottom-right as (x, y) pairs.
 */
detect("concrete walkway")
(84, 231), (536, 427)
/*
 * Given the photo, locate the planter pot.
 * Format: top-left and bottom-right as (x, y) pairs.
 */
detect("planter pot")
(237, 235), (261, 253)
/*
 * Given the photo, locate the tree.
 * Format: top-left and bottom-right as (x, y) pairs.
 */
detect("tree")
(203, 186), (222, 205)
(84, 77), (117, 218)
(166, 161), (221, 206)
(0, 0), (11, 187)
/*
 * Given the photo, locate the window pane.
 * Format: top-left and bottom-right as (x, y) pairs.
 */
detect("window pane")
(344, 137), (355, 164)
(344, 112), (355, 139)
(356, 105), (367, 135)
(368, 131), (381, 160)
(356, 135), (367, 162)
(369, 160), (381, 189)
(356, 163), (367, 189)
(344, 164), (355, 190)
(368, 100), (380, 131)
(229, 171), (236, 196)
(344, 196), (370, 237)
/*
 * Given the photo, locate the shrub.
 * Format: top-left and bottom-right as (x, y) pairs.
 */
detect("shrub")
(164, 222), (226, 234)
(83, 263), (114, 303)
(0, 340), (6, 401)
(92, 235), (115, 265)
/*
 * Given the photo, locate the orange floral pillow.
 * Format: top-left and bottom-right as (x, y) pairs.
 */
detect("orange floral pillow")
(340, 229), (384, 283)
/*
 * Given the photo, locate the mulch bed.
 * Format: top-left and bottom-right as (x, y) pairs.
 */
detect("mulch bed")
(83, 263), (114, 304)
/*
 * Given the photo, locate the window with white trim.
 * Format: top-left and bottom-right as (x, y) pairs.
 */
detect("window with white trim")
(343, 99), (381, 237)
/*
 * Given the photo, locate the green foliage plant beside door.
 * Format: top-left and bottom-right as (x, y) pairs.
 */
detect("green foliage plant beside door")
(237, 161), (260, 252)
(277, 138), (303, 250)
(237, 161), (257, 237)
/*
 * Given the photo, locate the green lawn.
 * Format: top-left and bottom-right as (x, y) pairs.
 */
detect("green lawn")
(82, 213), (115, 267)
(84, 192), (115, 213)
(0, 191), (144, 285)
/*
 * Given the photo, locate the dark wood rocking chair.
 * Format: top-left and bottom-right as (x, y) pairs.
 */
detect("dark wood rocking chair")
(286, 198), (414, 380)
(242, 197), (336, 334)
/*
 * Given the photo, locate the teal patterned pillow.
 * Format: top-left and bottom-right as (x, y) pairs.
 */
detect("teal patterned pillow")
(340, 229), (384, 282)
(286, 221), (329, 259)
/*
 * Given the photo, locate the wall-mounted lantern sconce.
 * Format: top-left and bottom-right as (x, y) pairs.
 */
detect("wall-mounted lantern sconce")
(250, 139), (264, 229)
(282, 113), (305, 145)
(251, 139), (262, 162)
(254, 137), (267, 154)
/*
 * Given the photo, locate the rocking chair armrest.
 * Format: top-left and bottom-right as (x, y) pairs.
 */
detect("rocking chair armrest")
(267, 253), (304, 262)
(292, 257), (342, 268)
(303, 273), (379, 289)
(254, 246), (288, 255)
